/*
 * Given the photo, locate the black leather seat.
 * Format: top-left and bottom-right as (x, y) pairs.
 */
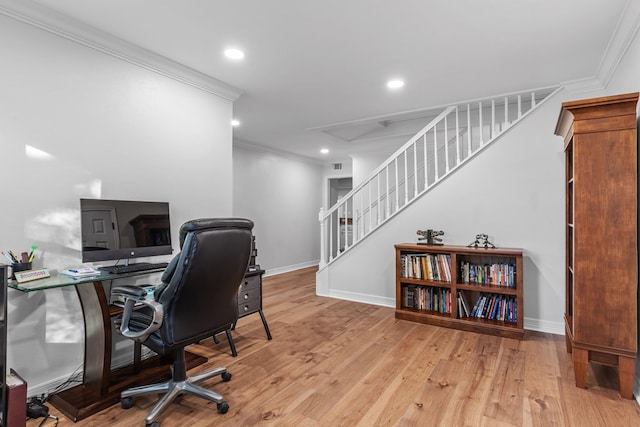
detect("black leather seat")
(111, 218), (253, 427)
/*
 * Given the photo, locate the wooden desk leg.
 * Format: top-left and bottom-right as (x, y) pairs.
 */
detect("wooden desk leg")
(618, 355), (635, 399)
(76, 281), (112, 395)
(573, 348), (588, 389)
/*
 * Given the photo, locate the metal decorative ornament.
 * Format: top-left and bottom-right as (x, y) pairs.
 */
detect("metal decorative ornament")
(417, 229), (444, 245)
(467, 233), (495, 248)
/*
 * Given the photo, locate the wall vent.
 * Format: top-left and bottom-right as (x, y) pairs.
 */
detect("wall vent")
(332, 163), (342, 170)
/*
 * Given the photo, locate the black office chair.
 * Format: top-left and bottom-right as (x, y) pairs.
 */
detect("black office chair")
(111, 218), (253, 427)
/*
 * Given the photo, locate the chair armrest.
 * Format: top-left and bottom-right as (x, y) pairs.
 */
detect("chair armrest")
(112, 285), (164, 342)
(112, 284), (147, 299)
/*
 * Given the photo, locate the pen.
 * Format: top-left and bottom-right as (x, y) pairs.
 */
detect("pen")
(8, 251), (19, 263)
(27, 245), (38, 263)
(1, 252), (14, 264)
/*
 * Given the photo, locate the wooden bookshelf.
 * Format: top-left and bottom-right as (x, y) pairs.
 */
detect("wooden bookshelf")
(395, 244), (524, 340)
(555, 92), (638, 399)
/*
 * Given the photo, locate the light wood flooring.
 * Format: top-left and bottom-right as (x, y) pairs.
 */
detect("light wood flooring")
(28, 266), (640, 426)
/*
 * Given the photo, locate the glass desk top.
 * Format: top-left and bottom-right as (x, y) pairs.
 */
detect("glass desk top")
(8, 267), (165, 292)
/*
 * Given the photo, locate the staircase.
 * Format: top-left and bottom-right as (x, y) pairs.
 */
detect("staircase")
(318, 86), (561, 267)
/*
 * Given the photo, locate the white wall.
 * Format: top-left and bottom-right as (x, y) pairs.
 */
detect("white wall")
(351, 151), (392, 187)
(1, 14), (235, 395)
(233, 142), (323, 274)
(318, 92), (569, 332)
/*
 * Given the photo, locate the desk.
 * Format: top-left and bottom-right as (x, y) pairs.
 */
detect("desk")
(9, 269), (206, 422)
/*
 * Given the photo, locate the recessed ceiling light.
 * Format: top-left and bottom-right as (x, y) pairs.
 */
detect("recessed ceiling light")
(320, 148), (329, 154)
(231, 119), (240, 127)
(387, 79), (405, 89)
(224, 48), (245, 60)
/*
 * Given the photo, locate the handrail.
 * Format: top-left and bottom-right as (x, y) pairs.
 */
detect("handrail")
(319, 86), (561, 266)
(322, 105), (456, 218)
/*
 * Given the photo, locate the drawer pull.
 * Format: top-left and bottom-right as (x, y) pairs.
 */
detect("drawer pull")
(243, 293), (249, 300)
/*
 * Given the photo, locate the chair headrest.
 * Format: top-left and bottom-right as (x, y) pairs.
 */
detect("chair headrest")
(179, 218), (254, 248)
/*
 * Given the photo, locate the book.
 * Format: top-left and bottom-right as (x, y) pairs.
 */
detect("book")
(6, 369), (27, 427)
(60, 266), (100, 277)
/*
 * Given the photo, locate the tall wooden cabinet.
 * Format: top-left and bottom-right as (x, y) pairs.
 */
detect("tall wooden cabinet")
(554, 92), (639, 399)
(0, 266), (6, 426)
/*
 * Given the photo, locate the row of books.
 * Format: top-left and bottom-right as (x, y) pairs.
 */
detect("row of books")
(459, 293), (517, 323)
(459, 262), (516, 287)
(402, 285), (451, 313)
(399, 253), (452, 282)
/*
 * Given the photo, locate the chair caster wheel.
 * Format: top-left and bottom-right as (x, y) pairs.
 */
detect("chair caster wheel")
(121, 396), (134, 409)
(217, 401), (229, 414)
(146, 422), (160, 427)
(221, 371), (232, 382)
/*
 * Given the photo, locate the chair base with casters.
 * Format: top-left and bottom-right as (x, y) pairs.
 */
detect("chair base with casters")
(120, 349), (231, 427)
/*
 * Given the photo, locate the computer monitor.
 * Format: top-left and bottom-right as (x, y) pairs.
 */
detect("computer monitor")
(80, 198), (173, 263)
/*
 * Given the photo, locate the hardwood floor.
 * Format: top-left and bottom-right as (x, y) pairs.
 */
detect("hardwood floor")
(28, 266), (640, 426)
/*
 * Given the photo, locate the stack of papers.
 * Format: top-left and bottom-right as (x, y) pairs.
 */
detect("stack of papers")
(61, 266), (100, 277)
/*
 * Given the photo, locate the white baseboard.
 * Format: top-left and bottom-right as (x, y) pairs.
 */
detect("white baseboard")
(523, 317), (565, 335)
(327, 289), (395, 308)
(264, 260), (319, 277)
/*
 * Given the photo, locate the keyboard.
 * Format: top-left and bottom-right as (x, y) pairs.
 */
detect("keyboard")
(98, 262), (169, 274)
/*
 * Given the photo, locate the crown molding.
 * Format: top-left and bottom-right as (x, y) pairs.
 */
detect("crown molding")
(0, 0), (243, 101)
(543, 0), (640, 96)
(560, 76), (605, 95)
(596, 0), (640, 88)
(233, 138), (324, 165)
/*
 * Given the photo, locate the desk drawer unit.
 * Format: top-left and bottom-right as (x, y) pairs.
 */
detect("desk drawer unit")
(238, 273), (262, 318)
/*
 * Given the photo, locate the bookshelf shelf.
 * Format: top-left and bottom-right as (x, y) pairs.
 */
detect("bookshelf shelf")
(456, 283), (518, 295)
(395, 244), (524, 340)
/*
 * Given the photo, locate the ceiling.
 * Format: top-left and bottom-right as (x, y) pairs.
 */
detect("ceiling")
(8, 0), (635, 161)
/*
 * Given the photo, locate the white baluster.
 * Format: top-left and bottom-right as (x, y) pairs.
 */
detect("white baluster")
(328, 213), (334, 262)
(518, 95), (522, 118)
(455, 106), (460, 165)
(467, 104), (472, 157)
(433, 125), (439, 180)
(491, 99), (496, 138)
(423, 133), (428, 188)
(385, 165), (390, 219)
(376, 173), (381, 226)
(319, 208), (327, 267)
(413, 141), (418, 198)
(367, 181), (373, 233)
(403, 150), (408, 205)
(479, 101), (484, 146)
(394, 157), (399, 211)
(504, 96), (509, 128)
(444, 114), (449, 173)
(360, 189), (364, 239)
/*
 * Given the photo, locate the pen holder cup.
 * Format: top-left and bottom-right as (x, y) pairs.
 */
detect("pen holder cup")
(11, 262), (32, 280)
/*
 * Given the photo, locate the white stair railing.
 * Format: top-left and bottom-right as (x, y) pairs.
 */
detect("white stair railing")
(319, 86), (560, 266)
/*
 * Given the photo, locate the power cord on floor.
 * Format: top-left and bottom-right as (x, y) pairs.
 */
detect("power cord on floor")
(27, 397), (58, 427)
